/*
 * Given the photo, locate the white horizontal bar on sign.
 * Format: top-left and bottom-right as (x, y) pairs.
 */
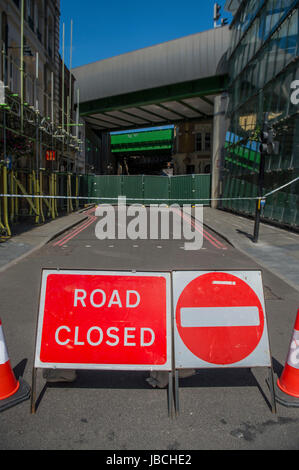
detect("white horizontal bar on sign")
(212, 281), (236, 285)
(180, 306), (260, 328)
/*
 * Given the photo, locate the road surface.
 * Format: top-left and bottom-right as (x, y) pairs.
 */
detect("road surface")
(1, 206), (299, 451)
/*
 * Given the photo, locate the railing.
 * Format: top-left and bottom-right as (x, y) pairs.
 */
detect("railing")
(0, 166), (82, 240)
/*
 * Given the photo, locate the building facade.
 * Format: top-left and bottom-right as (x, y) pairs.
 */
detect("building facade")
(0, 0), (82, 173)
(173, 121), (213, 175)
(222, 0), (299, 228)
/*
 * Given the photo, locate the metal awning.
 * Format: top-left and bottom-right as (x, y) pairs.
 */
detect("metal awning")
(81, 88), (224, 132)
(73, 27), (231, 133)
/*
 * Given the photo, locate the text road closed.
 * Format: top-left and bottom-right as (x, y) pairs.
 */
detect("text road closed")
(35, 270), (171, 370)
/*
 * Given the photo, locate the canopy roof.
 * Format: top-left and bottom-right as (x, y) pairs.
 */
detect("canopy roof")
(73, 26), (231, 133)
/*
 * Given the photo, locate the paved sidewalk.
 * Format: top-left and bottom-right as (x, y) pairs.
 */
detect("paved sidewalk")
(0, 209), (89, 273)
(201, 207), (299, 292)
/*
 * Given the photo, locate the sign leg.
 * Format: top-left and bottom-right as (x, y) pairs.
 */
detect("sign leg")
(31, 367), (37, 414)
(168, 371), (173, 418)
(268, 366), (277, 414)
(174, 370), (180, 416)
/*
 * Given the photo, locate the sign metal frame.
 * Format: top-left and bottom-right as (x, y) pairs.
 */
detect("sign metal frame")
(171, 270), (276, 414)
(31, 268), (173, 414)
(31, 268), (276, 415)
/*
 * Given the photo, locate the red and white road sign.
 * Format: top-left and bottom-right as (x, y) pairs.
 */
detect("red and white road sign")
(34, 270), (172, 371)
(173, 271), (271, 368)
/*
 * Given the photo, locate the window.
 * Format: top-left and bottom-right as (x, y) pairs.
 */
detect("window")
(265, 0), (276, 37)
(27, 0), (35, 31)
(186, 165), (195, 174)
(286, 9), (299, 60)
(195, 133), (202, 151)
(35, 1), (43, 42)
(265, 36), (279, 84)
(274, 19), (288, 75)
(205, 132), (211, 151)
(47, 13), (54, 57)
(195, 131), (211, 152)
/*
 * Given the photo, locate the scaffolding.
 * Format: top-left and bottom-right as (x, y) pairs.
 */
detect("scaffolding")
(0, 17), (84, 242)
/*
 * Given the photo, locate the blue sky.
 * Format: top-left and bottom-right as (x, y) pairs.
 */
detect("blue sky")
(60, 0), (232, 69)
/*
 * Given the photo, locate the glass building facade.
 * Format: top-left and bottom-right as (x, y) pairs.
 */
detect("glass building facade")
(222, 0), (299, 227)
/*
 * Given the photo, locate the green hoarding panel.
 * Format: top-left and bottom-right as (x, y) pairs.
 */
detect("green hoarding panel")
(193, 175), (211, 205)
(143, 176), (169, 205)
(91, 175), (122, 204)
(170, 175), (193, 205)
(122, 175), (144, 204)
(79, 174), (212, 207)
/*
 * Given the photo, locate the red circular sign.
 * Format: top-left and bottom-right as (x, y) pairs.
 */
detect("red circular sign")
(175, 272), (265, 365)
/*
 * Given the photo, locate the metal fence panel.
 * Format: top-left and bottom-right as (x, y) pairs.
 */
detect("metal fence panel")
(122, 175), (144, 204)
(169, 175), (193, 205)
(80, 174), (211, 206)
(143, 176), (169, 205)
(193, 174), (211, 205)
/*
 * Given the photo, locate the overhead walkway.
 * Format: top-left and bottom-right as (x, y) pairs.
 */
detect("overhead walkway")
(73, 26), (231, 133)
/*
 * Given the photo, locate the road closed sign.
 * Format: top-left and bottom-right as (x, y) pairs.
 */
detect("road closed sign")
(173, 271), (271, 369)
(34, 270), (172, 370)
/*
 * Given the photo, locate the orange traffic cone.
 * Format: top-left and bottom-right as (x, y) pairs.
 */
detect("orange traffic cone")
(275, 309), (299, 407)
(0, 319), (30, 412)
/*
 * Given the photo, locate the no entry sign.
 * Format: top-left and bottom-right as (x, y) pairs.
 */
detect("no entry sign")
(173, 271), (271, 369)
(34, 270), (172, 370)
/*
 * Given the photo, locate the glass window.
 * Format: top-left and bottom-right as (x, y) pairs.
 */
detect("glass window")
(265, 0), (276, 37)
(204, 164), (211, 174)
(245, 64), (254, 100)
(235, 48), (243, 77)
(195, 133), (202, 151)
(248, 20), (258, 61)
(288, 66), (298, 116)
(240, 73), (248, 104)
(271, 77), (283, 117)
(278, 69), (292, 118)
(205, 132), (211, 151)
(263, 82), (273, 114)
(186, 164), (195, 174)
(270, 0), (283, 34)
(250, 57), (260, 92)
(286, 9), (299, 61)
(279, 0), (294, 19)
(239, 43), (249, 74)
(292, 116), (299, 168)
(258, 9), (266, 44)
(264, 36), (278, 84)
(274, 19), (288, 75)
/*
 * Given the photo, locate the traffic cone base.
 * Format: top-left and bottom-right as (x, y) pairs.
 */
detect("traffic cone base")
(277, 363), (299, 398)
(273, 374), (299, 408)
(0, 360), (20, 400)
(0, 319), (30, 412)
(274, 309), (299, 408)
(0, 377), (31, 413)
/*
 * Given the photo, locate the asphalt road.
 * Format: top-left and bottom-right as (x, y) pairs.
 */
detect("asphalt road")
(1, 206), (299, 452)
